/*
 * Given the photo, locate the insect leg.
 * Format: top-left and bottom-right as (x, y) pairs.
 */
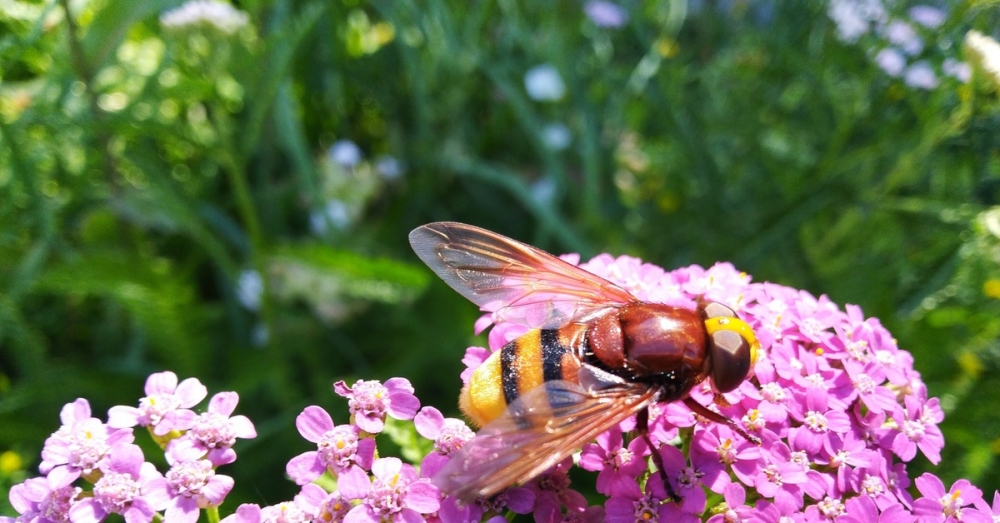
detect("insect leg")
(682, 397), (761, 445)
(637, 408), (681, 503)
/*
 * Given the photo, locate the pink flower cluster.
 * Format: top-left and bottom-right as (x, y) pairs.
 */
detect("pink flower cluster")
(3, 371), (254, 523)
(463, 254), (998, 522)
(5, 256), (999, 523)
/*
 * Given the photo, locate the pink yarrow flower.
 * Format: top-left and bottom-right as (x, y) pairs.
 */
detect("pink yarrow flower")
(458, 253), (964, 520)
(295, 484), (352, 523)
(579, 430), (648, 497)
(67, 443), (165, 523)
(286, 405), (375, 486)
(166, 391), (256, 466)
(338, 457), (440, 522)
(334, 378), (420, 434)
(145, 458), (234, 523)
(107, 371), (207, 436)
(3, 477), (82, 523)
(40, 399), (135, 489)
(912, 473), (990, 523)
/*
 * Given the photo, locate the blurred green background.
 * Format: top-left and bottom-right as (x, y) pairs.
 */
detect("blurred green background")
(2, 0), (1000, 511)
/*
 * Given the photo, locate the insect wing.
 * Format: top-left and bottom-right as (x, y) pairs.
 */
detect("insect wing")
(433, 379), (656, 501)
(409, 222), (635, 329)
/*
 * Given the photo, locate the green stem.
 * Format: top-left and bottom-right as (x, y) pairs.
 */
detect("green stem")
(216, 112), (273, 331)
(206, 506), (220, 523)
(58, 0), (121, 190)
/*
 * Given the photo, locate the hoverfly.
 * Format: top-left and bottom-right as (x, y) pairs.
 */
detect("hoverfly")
(408, 222), (761, 502)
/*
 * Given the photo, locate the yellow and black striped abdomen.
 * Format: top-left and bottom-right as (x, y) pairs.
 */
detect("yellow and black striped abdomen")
(460, 325), (586, 428)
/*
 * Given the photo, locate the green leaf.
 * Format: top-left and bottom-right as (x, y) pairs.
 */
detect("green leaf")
(381, 416), (433, 464)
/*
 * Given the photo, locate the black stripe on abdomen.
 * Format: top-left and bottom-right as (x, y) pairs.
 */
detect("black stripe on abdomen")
(500, 340), (519, 406)
(540, 329), (565, 382)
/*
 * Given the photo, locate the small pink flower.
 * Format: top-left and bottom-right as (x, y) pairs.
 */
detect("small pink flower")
(579, 431), (647, 497)
(4, 477), (81, 523)
(339, 457), (440, 522)
(145, 459), (234, 523)
(167, 392), (256, 466)
(295, 484), (352, 523)
(68, 443), (165, 523)
(40, 399), (135, 489)
(334, 378), (419, 434)
(912, 473), (989, 523)
(107, 371), (207, 436)
(413, 406), (474, 456)
(286, 405), (375, 486)
(890, 394), (944, 465)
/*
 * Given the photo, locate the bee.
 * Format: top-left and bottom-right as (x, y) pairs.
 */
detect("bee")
(409, 222), (761, 502)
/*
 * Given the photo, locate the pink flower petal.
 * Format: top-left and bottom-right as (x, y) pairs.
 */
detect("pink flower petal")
(229, 415), (257, 439)
(201, 475), (235, 505)
(209, 392), (239, 416)
(47, 465), (80, 490)
(145, 371), (178, 395)
(60, 398), (91, 425)
(157, 409), (196, 435)
(175, 378), (208, 408)
(343, 505), (375, 523)
(233, 504), (262, 523)
(356, 438), (376, 470)
(123, 499), (156, 523)
(286, 451), (324, 485)
(337, 466), (371, 500)
(107, 406), (141, 429)
(354, 413), (384, 434)
(166, 497), (200, 523)
(296, 406), (334, 443)
(387, 393), (419, 421)
(69, 498), (106, 523)
(394, 508), (425, 523)
(413, 407), (444, 440)
(142, 478), (173, 510)
(371, 457), (402, 480)
(403, 481), (440, 513)
(333, 380), (352, 397)
(384, 377), (414, 395)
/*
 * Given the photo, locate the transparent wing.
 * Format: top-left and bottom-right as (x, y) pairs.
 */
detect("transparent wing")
(409, 222), (636, 329)
(433, 378), (656, 501)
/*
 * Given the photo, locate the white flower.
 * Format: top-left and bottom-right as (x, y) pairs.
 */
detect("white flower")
(236, 270), (263, 311)
(903, 61), (939, 90)
(965, 30), (1000, 88)
(942, 58), (971, 83)
(908, 6), (946, 29)
(328, 140), (362, 168)
(375, 156), (403, 180)
(530, 177), (557, 206)
(160, 0), (249, 34)
(524, 64), (566, 102)
(541, 123), (571, 151)
(827, 0), (886, 43)
(584, 1), (628, 28)
(310, 200), (352, 234)
(884, 20), (923, 55)
(874, 48), (906, 77)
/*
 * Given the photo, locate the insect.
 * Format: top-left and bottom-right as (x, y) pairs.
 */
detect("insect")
(408, 222), (761, 502)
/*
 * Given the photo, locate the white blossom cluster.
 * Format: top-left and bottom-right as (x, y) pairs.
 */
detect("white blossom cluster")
(827, 0), (970, 90)
(160, 0), (249, 34)
(966, 31), (1000, 89)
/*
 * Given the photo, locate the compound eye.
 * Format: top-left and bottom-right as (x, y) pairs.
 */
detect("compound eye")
(703, 301), (737, 320)
(708, 326), (751, 393)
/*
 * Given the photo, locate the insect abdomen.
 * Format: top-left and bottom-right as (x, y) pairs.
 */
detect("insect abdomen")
(460, 325), (586, 428)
